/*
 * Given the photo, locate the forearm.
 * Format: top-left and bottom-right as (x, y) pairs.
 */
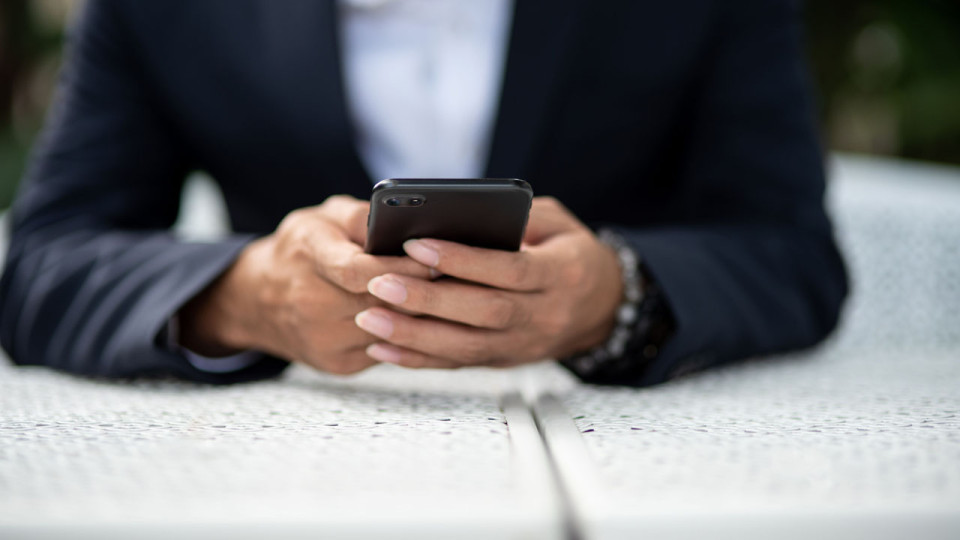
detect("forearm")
(0, 226), (287, 383)
(613, 222), (847, 386)
(177, 237), (271, 357)
(585, 0), (849, 385)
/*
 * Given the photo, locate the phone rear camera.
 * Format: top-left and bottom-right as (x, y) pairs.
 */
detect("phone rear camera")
(385, 197), (401, 207)
(409, 198), (423, 206)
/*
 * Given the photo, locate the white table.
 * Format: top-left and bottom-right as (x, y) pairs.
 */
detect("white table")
(1, 154), (958, 539)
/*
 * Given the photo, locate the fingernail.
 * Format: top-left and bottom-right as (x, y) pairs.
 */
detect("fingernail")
(403, 239), (439, 267)
(355, 310), (393, 339)
(368, 275), (407, 304)
(366, 343), (402, 364)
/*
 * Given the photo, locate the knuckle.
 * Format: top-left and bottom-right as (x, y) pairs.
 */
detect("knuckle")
(394, 324), (419, 349)
(277, 208), (307, 234)
(486, 296), (519, 329)
(325, 256), (366, 292)
(287, 275), (313, 306)
(403, 354), (428, 369)
(347, 203), (367, 223)
(537, 196), (562, 211)
(324, 259), (349, 285)
(274, 275), (319, 323)
(414, 283), (440, 311)
(460, 337), (490, 364)
(323, 194), (351, 208)
(323, 355), (367, 375)
(507, 257), (532, 287)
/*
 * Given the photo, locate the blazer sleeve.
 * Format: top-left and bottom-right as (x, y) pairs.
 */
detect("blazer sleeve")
(0, 0), (288, 383)
(608, 0), (848, 386)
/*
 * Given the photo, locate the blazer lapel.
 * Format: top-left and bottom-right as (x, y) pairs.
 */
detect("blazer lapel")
(270, 0), (371, 193)
(317, 1), (376, 190)
(304, 0), (582, 187)
(485, 0), (583, 178)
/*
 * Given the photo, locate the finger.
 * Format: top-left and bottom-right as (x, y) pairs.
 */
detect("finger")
(354, 307), (521, 365)
(324, 317), (383, 347)
(320, 247), (435, 294)
(403, 239), (551, 292)
(366, 273), (528, 330)
(523, 197), (583, 245)
(301, 221), (433, 293)
(289, 272), (377, 316)
(301, 347), (378, 376)
(316, 195), (371, 245)
(263, 317), (374, 364)
(364, 343), (465, 369)
(365, 343), (532, 369)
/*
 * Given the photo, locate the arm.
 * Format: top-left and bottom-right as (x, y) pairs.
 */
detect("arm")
(350, 0), (847, 386)
(0, 1), (435, 382)
(0, 0), (285, 382)
(616, 0), (848, 384)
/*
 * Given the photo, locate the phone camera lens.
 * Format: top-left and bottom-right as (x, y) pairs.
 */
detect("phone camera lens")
(409, 198), (423, 206)
(385, 197), (401, 207)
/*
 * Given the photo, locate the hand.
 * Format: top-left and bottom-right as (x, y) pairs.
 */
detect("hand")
(354, 197), (624, 368)
(178, 195), (433, 374)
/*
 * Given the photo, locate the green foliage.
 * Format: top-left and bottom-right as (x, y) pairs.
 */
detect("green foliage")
(805, 0), (960, 163)
(0, 131), (29, 209)
(0, 0), (65, 210)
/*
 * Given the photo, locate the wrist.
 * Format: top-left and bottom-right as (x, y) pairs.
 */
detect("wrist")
(178, 238), (266, 355)
(562, 228), (655, 378)
(578, 239), (626, 352)
(555, 231), (628, 357)
(597, 229), (644, 354)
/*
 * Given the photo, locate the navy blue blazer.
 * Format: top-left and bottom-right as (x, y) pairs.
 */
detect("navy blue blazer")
(0, 0), (847, 385)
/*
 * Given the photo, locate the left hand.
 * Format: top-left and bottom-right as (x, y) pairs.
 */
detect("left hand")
(354, 197), (624, 368)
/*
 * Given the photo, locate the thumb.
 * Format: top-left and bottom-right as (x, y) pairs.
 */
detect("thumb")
(522, 197), (582, 245)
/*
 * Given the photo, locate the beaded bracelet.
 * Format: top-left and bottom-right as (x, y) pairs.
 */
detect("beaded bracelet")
(560, 228), (672, 381)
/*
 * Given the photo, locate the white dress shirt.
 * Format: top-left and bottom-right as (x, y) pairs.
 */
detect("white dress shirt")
(185, 0), (514, 371)
(339, 0), (513, 180)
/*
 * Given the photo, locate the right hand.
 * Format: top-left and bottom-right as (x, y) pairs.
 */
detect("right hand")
(178, 195), (434, 374)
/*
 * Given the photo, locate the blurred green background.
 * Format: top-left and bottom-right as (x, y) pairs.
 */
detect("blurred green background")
(1, 0), (958, 210)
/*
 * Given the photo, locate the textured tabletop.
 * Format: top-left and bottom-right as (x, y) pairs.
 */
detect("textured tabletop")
(532, 155), (960, 539)
(1, 155), (959, 539)
(0, 360), (565, 539)
(543, 348), (960, 539)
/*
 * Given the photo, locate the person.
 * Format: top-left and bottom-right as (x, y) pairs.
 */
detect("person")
(0, 0), (847, 387)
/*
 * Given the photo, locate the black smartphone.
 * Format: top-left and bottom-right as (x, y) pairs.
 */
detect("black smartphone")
(364, 178), (533, 256)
